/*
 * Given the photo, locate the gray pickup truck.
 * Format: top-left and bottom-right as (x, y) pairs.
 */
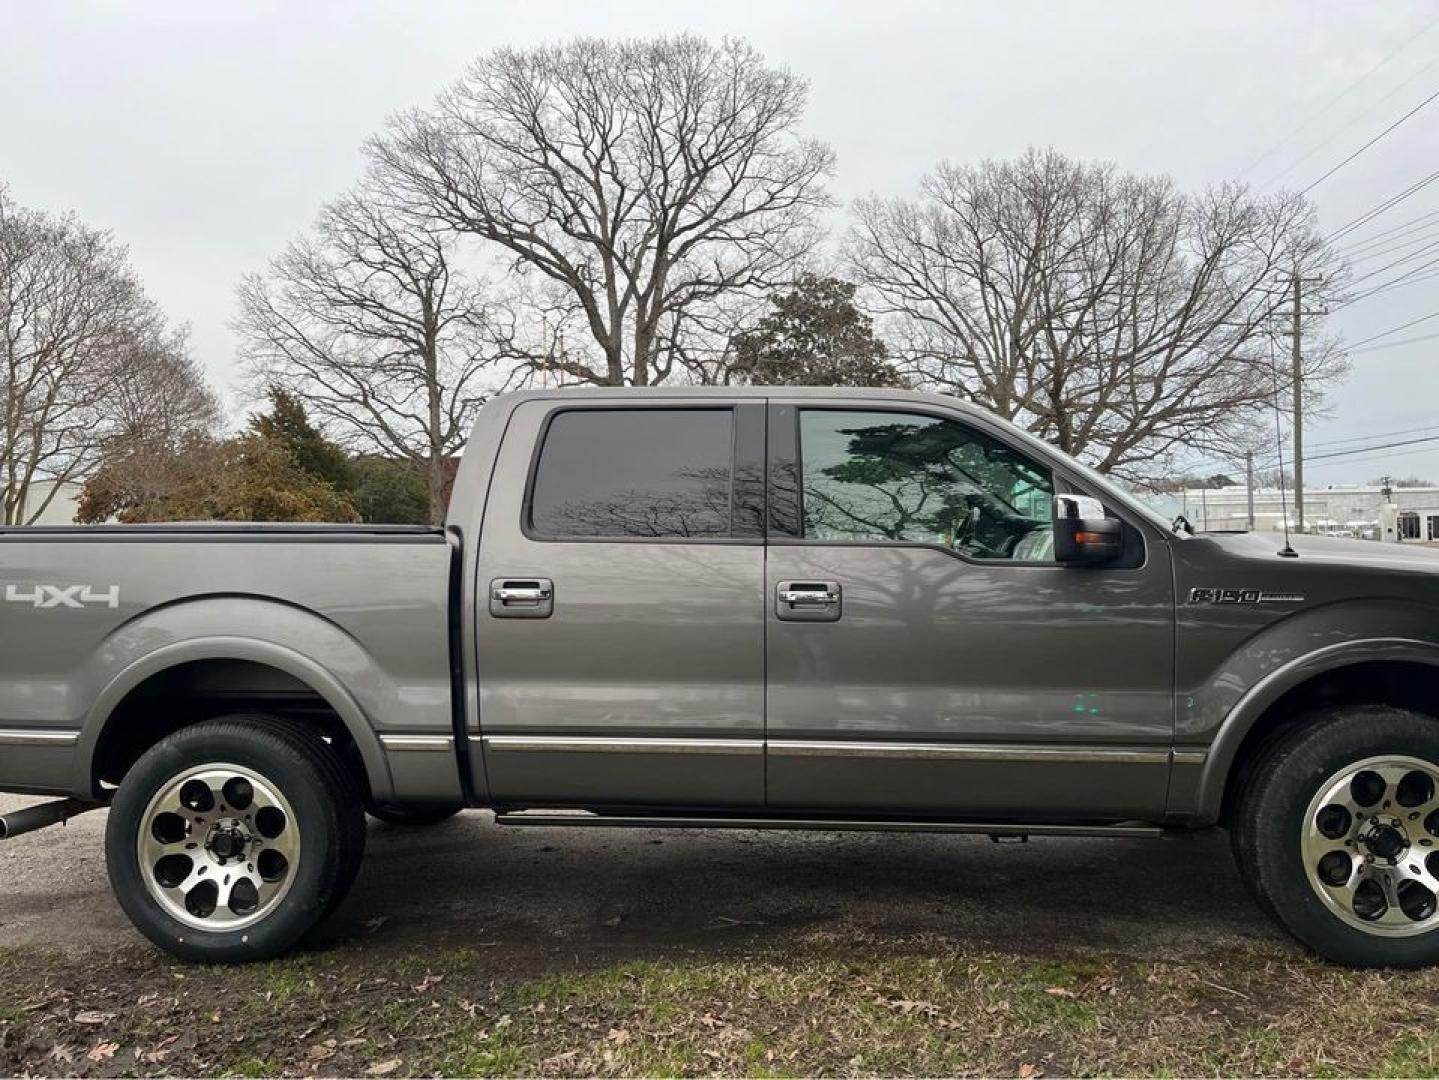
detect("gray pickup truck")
(4, 387), (1439, 968)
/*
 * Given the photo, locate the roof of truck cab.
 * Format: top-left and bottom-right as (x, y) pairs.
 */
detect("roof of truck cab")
(487, 385), (987, 412)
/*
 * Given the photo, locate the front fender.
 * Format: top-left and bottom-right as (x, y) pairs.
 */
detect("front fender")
(73, 597), (397, 801)
(1178, 597), (1439, 824)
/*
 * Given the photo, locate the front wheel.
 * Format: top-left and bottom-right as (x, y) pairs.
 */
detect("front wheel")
(1233, 704), (1439, 967)
(105, 715), (365, 964)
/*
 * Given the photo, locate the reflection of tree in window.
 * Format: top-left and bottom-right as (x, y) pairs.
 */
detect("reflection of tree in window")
(538, 465), (732, 538)
(800, 411), (1054, 560)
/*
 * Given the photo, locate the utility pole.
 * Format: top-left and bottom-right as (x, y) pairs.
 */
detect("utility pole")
(1246, 450), (1256, 530)
(1292, 274), (1304, 534)
(1283, 271), (1324, 535)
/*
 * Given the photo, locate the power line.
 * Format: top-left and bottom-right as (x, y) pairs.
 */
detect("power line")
(1346, 221), (1439, 264)
(1327, 168), (1439, 243)
(1308, 433), (1439, 462)
(1347, 308), (1439, 350)
(1342, 255), (1439, 306)
(1304, 443), (1439, 471)
(1348, 237), (1439, 287)
(1256, 433), (1439, 474)
(1299, 87), (1439, 195)
(1239, 12), (1439, 180)
(1338, 208), (1439, 255)
(1307, 422), (1439, 449)
(1348, 329), (1439, 355)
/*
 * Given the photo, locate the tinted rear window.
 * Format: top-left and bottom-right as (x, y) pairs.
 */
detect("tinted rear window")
(529, 409), (735, 538)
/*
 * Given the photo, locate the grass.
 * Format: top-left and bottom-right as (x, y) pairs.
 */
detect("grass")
(5, 934), (1439, 1076)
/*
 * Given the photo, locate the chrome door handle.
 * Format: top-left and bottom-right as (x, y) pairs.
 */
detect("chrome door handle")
(776, 580), (842, 622)
(492, 586), (551, 603)
(779, 588), (838, 606)
(489, 578), (554, 619)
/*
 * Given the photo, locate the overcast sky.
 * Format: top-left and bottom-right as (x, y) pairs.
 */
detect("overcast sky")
(3, 0), (1438, 485)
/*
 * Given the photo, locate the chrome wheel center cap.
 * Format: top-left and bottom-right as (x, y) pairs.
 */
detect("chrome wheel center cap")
(1360, 816), (1409, 864)
(205, 818), (251, 865)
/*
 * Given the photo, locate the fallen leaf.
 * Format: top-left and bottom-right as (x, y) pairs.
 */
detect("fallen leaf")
(1044, 987), (1077, 999)
(87, 1041), (119, 1063)
(607, 1027), (631, 1045)
(73, 1010), (114, 1025)
(366, 1058), (403, 1076)
(1018, 1064), (1040, 1079)
(140, 1034), (179, 1065)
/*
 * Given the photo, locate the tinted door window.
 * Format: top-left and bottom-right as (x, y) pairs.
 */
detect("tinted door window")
(798, 410), (1054, 561)
(530, 409), (734, 538)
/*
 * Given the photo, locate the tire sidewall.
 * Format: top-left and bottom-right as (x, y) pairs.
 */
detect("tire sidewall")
(1249, 706), (1439, 968)
(106, 721), (343, 963)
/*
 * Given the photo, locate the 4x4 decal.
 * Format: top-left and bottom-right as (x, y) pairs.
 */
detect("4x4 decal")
(3, 584), (120, 609)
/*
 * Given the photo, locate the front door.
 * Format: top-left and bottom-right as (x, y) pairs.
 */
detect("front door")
(764, 401), (1175, 819)
(474, 398), (767, 809)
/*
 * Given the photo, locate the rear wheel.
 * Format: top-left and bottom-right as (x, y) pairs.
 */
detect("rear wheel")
(366, 802), (462, 827)
(1233, 704), (1439, 967)
(105, 715), (365, 963)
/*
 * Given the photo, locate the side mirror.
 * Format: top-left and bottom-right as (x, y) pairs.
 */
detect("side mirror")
(1053, 494), (1122, 565)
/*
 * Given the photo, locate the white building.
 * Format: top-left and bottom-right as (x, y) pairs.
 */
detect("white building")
(7, 480), (85, 526)
(1176, 484), (1439, 539)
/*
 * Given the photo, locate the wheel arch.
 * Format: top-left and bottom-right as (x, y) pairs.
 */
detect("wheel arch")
(79, 636), (393, 803)
(1197, 639), (1439, 825)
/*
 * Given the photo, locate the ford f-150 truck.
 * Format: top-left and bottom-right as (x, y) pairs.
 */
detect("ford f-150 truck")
(5, 387), (1439, 968)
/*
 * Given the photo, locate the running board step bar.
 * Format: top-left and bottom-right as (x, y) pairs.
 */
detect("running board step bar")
(493, 812), (1163, 839)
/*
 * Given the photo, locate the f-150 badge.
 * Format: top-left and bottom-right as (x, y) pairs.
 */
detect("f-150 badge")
(4, 584), (120, 609)
(1188, 587), (1305, 605)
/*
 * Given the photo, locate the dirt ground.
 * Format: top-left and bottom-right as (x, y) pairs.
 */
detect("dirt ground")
(3, 793), (1438, 1077)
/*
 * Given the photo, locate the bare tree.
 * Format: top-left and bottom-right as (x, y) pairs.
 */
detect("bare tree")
(368, 35), (834, 387)
(0, 184), (195, 525)
(847, 149), (1347, 481)
(235, 185), (497, 523)
(77, 332), (223, 523)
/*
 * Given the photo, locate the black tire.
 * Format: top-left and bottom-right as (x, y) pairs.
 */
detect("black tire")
(1232, 704), (1439, 968)
(366, 802), (463, 827)
(105, 714), (366, 964)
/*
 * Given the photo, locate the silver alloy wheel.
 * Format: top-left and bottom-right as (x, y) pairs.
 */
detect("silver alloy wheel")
(1301, 754), (1439, 937)
(136, 762), (301, 932)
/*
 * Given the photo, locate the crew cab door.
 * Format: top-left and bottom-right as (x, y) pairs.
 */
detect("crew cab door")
(473, 398), (766, 809)
(763, 400), (1175, 819)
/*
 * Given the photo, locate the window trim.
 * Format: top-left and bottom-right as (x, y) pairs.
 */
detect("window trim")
(521, 402), (764, 546)
(769, 402), (1148, 569)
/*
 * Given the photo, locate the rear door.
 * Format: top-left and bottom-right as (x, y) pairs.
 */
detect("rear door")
(763, 400), (1175, 819)
(473, 397), (767, 809)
